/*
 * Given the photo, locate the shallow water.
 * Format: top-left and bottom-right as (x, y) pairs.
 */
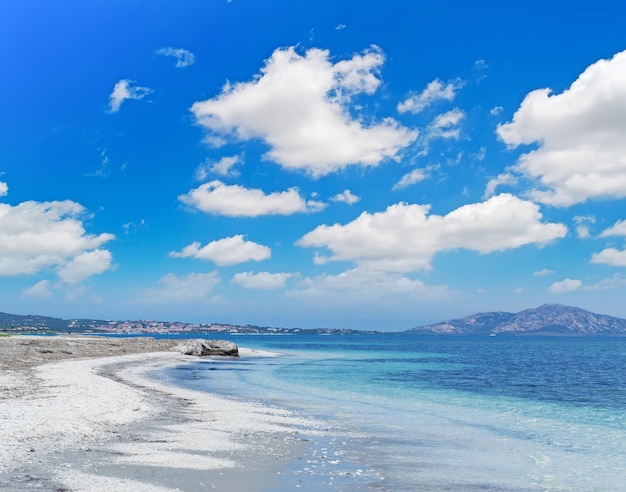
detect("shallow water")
(162, 334), (626, 491)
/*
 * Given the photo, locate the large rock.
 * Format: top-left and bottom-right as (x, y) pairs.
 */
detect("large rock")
(175, 339), (239, 357)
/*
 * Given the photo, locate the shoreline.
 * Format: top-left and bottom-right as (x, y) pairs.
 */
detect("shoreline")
(0, 336), (326, 491)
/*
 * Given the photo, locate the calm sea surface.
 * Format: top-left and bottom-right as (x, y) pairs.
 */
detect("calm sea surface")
(159, 334), (626, 491)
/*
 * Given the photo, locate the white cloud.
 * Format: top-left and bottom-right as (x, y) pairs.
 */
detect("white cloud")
(196, 155), (241, 180)
(574, 222), (591, 239)
(473, 146), (487, 161)
(0, 200), (114, 279)
(122, 219), (146, 235)
(586, 274), (626, 291)
(231, 271), (293, 289)
(335, 24), (347, 30)
(170, 235), (271, 266)
(393, 168), (429, 190)
(0, 181), (7, 196)
(600, 219), (626, 237)
(190, 46), (417, 177)
(331, 189), (360, 205)
(287, 267), (449, 301)
(533, 268), (555, 276)
(313, 252), (329, 265)
(426, 108), (464, 140)
(573, 215), (595, 239)
(298, 193), (567, 273)
(398, 79), (462, 114)
(591, 247), (626, 267)
(549, 278), (583, 293)
(155, 47), (195, 68)
(86, 147), (110, 178)
(546, 274), (626, 292)
(416, 109), (465, 156)
(21, 280), (53, 298)
(497, 49), (626, 206)
(490, 106), (503, 116)
(473, 59), (488, 81)
(107, 79), (152, 113)
(57, 249), (113, 283)
(179, 180), (324, 217)
(450, 152), (464, 166)
(483, 172), (518, 199)
(141, 272), (220, 303)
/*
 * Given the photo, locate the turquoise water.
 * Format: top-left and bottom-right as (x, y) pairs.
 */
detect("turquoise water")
(162, 334), (626, 491)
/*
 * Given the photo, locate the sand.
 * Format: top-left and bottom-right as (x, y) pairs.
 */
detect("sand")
(0, 336), (324, 491)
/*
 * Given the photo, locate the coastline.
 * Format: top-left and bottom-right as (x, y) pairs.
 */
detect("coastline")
(0, 336), (325, 491)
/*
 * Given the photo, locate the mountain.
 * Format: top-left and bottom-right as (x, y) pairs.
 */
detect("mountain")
(406, 304), (626, 336)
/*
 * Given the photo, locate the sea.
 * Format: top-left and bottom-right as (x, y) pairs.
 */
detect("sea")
(159, 334), (626, 491)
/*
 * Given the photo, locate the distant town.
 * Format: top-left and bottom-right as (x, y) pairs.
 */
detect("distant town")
(0, 312), (374, 336)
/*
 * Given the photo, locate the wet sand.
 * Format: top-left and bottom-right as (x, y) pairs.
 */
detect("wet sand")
(0, 336), (320, 491)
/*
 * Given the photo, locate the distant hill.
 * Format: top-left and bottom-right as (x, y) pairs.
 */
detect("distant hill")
(406, 304), (626, 336)
(0, 312), (107, 332)
(0, 311), (374, 335)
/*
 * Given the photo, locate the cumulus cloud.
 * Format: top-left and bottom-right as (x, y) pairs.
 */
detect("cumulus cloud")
(483, 172), (518, 199)
(490, 106), (503, 116)
(573, 215), (595, 239)
(497, 49), (626, 206)
(591, 248), (626, 266)
(331, 189), (360, 205)
(298, 193), (567, 273)
(533, 268), (555, 276)
(585, 277), (626, 291)
(141, 272), (220, 302)
(196, 155), (241, 180)
(107, 79), (152, 113)
(546, 275), (626, 292)
(21, 280), (53, 299)
(548, 278), (583, 293)
(170, 235), (271, 266)
(231, 271), (293, 289)
(397, 78), (462, 114)
(0, 181), (7, 196)
(393, 168), (429, 190)
(155, 47), (195, 68)
(179, 180), (324, 217)
(0, 200), (114, 280)
(600, 219), (626, 237)
(426, 108), (464, 140)
(286, 267), (449, 301)
(585, 274), (626, 291)
(190, 45), (417, 177)
(57, 249), (113, 283)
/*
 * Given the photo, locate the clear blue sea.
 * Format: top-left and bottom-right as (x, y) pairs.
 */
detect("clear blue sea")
(161, 334), (626, 491)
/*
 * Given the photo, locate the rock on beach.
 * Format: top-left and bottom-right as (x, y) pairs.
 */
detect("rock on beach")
(0, 336), (239, 374)
(175, 339), (239, 357)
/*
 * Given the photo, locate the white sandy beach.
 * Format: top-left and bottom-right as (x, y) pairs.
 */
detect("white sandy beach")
(0, 337), (323, 491)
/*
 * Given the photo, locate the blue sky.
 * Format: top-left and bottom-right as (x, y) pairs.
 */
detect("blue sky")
(2, 0), (626, 330)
